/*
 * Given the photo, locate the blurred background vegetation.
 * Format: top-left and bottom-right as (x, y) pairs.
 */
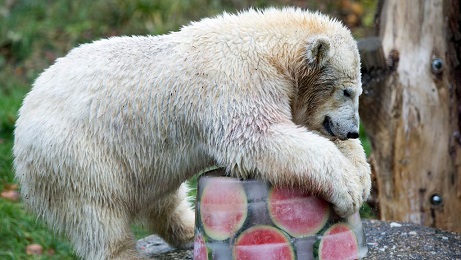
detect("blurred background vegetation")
(0, 0), (376, 258)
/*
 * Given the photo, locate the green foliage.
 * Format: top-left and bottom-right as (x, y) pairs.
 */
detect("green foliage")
(359, 201), (375, 219)
(360, 124), (372, 157)
(0, 201), (76, 260)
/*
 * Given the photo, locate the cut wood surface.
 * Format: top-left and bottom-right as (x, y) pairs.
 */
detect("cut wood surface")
(359, 0), (461, 232)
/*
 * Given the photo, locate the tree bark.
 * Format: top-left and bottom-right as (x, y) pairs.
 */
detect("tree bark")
(359, 0), (461, 232)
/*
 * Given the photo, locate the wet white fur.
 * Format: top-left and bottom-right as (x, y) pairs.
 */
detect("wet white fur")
(14, 7), (371, 260)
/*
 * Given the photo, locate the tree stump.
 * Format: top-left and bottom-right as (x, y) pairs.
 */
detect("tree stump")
(359, 0), (461, 232)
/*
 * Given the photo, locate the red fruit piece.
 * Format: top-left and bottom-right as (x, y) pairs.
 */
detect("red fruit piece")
(268, 187), (330, 237)
(319, 223), (359, 260)
(200, 177), (248, 240)
(233, 225), (295, 260)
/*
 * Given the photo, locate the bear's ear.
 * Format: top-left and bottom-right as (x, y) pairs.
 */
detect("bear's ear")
(305, 36), (333, 67)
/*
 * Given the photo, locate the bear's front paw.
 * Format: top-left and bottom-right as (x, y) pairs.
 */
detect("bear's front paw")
(330, 172), (363, 218)
(333, 139), (371, 213)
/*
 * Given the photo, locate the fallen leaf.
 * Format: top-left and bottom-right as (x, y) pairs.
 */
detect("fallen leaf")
(26, 244), (43, 255)
(1, 190), (20, 202)
(4, 183), (19, 191)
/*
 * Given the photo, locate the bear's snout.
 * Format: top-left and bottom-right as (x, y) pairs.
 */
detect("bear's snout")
(347, 131), (359, 139)
(323, 115), (359, 140)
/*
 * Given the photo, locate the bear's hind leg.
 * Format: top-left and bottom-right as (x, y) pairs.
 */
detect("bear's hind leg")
(68, 205), (145, 260)
(145, 183), (195, 249)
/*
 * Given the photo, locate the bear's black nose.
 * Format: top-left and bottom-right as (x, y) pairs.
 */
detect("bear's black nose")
(347, 132), (359, 139)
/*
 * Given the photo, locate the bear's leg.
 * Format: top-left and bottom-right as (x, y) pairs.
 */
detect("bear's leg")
(68, 205), (145, 260)
(145, 183), (195, 249)
(104, 227), (143, 260)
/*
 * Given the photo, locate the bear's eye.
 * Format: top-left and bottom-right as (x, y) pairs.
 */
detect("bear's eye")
(343, 89), (352, 98)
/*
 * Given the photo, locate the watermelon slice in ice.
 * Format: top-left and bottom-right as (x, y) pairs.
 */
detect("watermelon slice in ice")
(233, 225), (295, 260)
(193, 232), (208, 260)
(268, 187), (330, 237)
(318, 223), (359, 260)
(199, 176), (248, 240)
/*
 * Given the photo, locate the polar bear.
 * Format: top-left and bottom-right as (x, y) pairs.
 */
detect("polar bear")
(14, 7), (371, 260)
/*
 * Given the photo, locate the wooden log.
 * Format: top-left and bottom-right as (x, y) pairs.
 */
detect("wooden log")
(358, 37), (391, 137)
(357, 37), (389, 218)
(359, 0), (461, 232)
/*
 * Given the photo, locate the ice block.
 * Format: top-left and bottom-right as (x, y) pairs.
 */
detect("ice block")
(193, 169), (368, 260)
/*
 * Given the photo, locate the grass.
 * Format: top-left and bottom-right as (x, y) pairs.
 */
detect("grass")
(0, 202), (76, 259)
(0, 86), (77, 259)
(0, 0), (377, 258)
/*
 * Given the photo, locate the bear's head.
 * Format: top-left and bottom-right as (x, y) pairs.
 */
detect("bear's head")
(291, 33), (362, 141)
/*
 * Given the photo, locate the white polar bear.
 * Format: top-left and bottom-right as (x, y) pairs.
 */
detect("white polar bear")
(14, 7), (371, 260)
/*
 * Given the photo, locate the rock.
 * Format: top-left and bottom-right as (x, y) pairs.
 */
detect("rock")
(389, 222), (402, 228)
(137, 236), (174, 256)
(363, 219), (460, 259)
(137, 219), (461, 259)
